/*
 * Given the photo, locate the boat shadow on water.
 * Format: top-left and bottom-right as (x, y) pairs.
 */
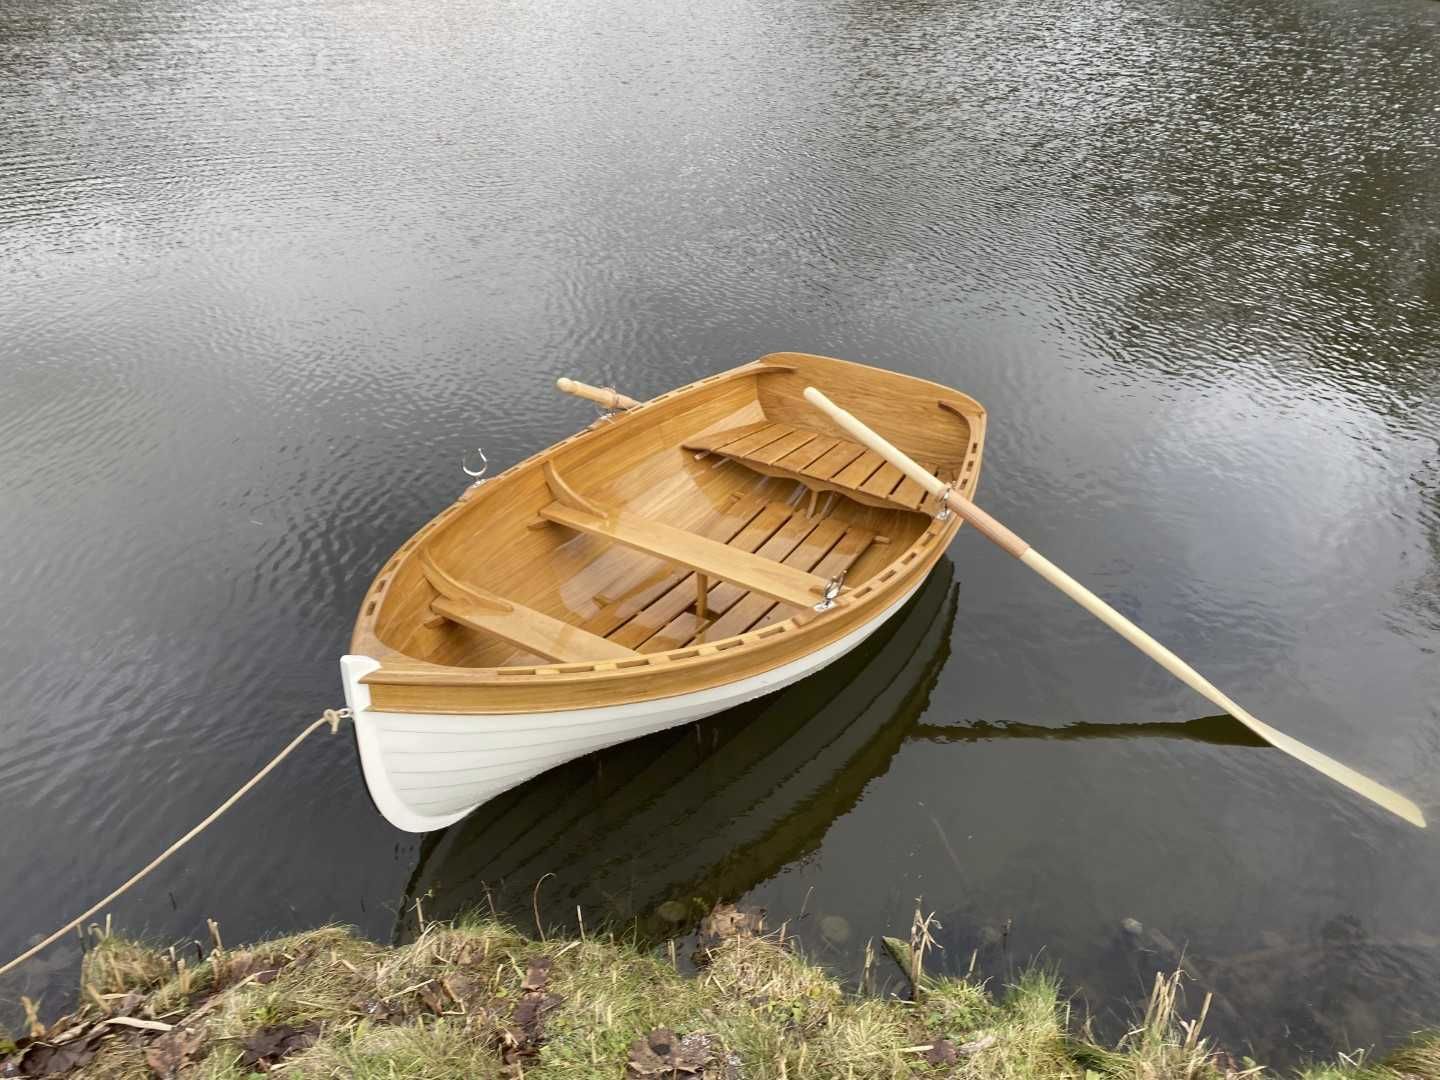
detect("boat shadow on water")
(398, 556), (963, 943)
(397, 560), (1269, 946)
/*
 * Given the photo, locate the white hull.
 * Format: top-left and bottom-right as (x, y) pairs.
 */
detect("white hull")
(340, 583), (921, 832)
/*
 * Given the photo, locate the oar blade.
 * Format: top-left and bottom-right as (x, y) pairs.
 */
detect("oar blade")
(1239, 717), (1426, 829)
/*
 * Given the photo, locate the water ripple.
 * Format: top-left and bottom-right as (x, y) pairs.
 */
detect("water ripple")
(1, 0), (1438, 1062)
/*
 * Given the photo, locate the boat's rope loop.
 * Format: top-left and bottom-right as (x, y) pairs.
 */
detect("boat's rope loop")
(0, 707), (353, 979)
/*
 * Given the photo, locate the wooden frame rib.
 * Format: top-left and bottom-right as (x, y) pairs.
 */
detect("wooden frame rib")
(420, 548), (637, 663)
(542, 460), (602, 515)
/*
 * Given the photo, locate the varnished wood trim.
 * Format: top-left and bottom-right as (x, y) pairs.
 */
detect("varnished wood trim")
(381, 537), (935, 690)
(418, 549), (510, 611)
(937, 400), (970, 423)
(430, 594), (638, 663)
(362, 534), (949, 712)
(542, 460), (602, 516)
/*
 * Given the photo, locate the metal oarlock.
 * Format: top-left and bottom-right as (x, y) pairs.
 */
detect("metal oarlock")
(934, 484), (955, 521)
(462, 447), (489, 482)
(813, 571), (846, 612)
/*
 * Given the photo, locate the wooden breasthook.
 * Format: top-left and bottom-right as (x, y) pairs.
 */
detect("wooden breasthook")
(340, 353), (985, 832)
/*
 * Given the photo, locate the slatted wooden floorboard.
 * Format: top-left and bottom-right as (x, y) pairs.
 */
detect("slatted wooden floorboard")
(683, 421), (945, 512)
(637, 508), (828, 653)
(605, 501), (796, 649)
(698, 518), (873, 643)
(580, 497), (877, 653)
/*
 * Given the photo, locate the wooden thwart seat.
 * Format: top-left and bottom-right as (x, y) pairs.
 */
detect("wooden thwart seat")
(429, 595), (637, 663)
(540, 501), (834, 609)
(420, 550), (638, 663)
(683, 421), (945, 512)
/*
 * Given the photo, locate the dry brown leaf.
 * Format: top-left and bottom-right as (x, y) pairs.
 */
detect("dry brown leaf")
(6, 1031), (107, 1077)
(627, 1028), (714, 1076)
(922, 1038), (958, 1065)
(237, 1023), (319, 1071)
(144, 1023), (204, 1078)
(416, 984), (447, 1015)
(521, 957), (553, 993)
(699, 904), (764, 941)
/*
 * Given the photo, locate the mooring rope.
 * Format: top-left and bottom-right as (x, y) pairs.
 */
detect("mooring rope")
(0, 707), (351, 979)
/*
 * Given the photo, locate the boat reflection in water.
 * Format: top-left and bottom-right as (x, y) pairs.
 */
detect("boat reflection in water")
(398, 557), (962, 942)
(396, 558), (1276, 945)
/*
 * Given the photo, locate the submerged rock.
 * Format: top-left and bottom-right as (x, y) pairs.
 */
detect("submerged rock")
(656, 899), (689, 924)
(819, 914), (851, 944)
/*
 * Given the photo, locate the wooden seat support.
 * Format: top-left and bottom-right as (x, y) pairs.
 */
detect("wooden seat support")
(420, 549), (638, 663)
(540, 501), (836, 610)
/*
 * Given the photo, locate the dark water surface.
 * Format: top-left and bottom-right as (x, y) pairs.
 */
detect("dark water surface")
(3, 0), (1439, 1063)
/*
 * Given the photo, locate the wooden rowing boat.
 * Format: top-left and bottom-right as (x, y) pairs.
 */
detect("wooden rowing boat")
(341, 352), (986, 832)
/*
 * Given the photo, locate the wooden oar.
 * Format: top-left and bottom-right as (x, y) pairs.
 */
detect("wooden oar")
(556, 377), (641, 411)
(803, 386), (1425, 829)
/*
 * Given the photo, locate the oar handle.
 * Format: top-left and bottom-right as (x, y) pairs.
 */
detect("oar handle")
(556, 377), (641, 411)
(801, 385), (1425, 829)
(802, 387), (1029, 557)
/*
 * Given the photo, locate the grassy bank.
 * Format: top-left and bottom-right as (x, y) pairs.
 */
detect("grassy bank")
(4, 915), (1437, 1079)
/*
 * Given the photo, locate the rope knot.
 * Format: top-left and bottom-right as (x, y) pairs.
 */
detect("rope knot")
(322, 707), (353, 734)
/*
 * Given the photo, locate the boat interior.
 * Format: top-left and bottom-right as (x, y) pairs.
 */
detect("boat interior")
(361, 358), (982, 672)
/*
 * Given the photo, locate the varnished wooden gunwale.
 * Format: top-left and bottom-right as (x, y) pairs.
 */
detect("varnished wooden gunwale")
(350, 353), (987, 713)
(363, 523), (950, 713)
